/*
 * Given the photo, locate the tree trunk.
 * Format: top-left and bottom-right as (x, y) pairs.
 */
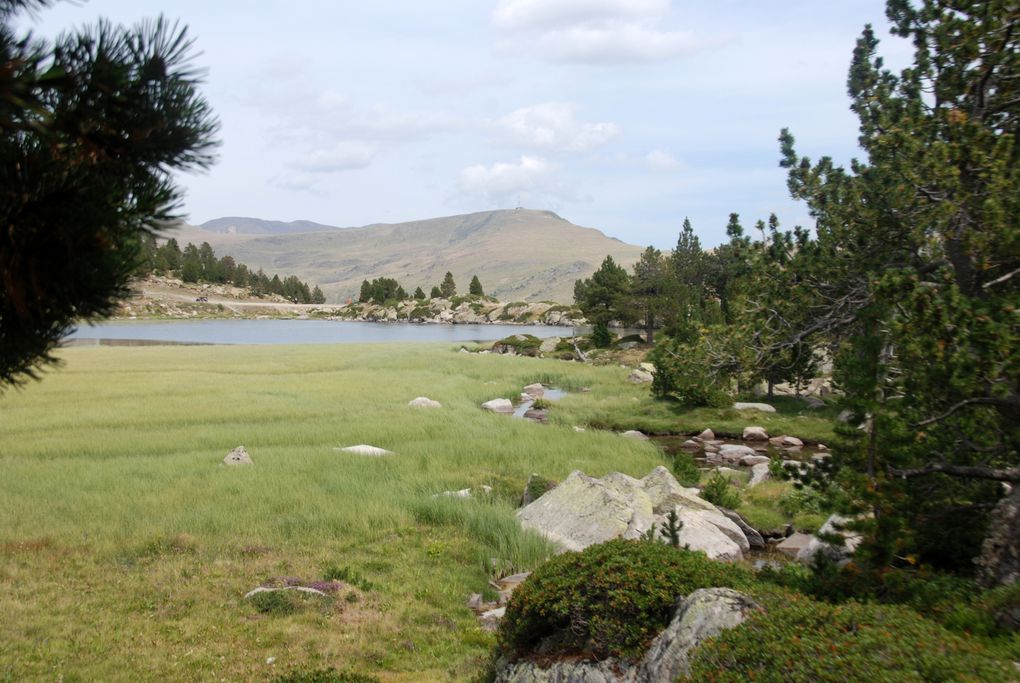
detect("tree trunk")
(645, 312), (654, 345)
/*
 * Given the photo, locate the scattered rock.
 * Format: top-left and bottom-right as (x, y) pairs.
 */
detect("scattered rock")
(628, 369), (654, 384)
(243, 585), (328, 600)
(223, 446), (253, 466)
(739, 454), (771, 467)
(703, 443), (719, 454)
(467, 593), (484, 610)
(769, 435), (803, 448)
(977, 484), (1020, 587)
(523, 408), (548, 424)
(836, 409), (854, 423)
(742, 426), (769, 441)
(572, 425), (586, 433)
(697, 428), (715, 441)
(802, 395), (826, 409)
(442, 488), (473, 499)
(481, 398), (514, 414)
(408, 396), (442, 409)
(810, 453), (831, 465)
(639, 362), (656, 374)
(337, 444), (394, 457)
(775, 532), (815, 558)
(479, 606), (506, 632)
(621, 430), (650, 440)
(522, 383), (545, 398)
(733, 402), (777, 413)
(538, 337), (561, 354)
(679, 439), (701, 452)
(717, 444), (757, 463)
(748, 463), (771, 488)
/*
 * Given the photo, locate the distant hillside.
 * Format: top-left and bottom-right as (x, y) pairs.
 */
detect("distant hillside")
(173, 209), (645, 304)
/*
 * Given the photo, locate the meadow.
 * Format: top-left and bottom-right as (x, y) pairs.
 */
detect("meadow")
(0, 342), (684, 681)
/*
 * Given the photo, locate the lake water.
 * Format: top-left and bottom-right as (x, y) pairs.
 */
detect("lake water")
(66, 319), (579, 346)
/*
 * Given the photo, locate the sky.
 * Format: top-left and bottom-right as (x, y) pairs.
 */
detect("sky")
(17, 1), (913, 248)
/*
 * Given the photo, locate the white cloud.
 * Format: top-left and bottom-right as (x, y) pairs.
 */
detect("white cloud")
(293, 142), (376, 172)
(645, 149), (682, 171)
(494, 102), (620, 152)
(492, 0), (668, 31)
(537, 22), (700, 63)
(456, 155), (589, 207)
(269, 172), (326, 196)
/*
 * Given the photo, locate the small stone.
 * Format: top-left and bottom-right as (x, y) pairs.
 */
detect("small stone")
(733, 402), (777, 413)
(679, 439), (701, 451)
(775, 532), (815, 558)
(740, 454), (771, 466)
(481, 398), (514, 414)
(466, 593), (483, 610)
(742, 426), (769, 441)
(628, 369), (654, 384)
(621, 430), (649, 440)
(408, 396), (442, 409)
(573, 425), (586, 433)
(748, 463), (771, 488)
(698, 428), (715, 440)
(223, 446), (253, 466)
(337, 444), (394, 457)
(479, 606), (506, 632)
(522, 383), (545, 398)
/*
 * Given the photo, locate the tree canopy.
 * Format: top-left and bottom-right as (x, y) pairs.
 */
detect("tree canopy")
(0, 1), (218, 386)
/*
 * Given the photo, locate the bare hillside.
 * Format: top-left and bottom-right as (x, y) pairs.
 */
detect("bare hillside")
(170, 209), (644, 304)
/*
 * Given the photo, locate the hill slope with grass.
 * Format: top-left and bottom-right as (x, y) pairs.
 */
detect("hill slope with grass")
(170, 209), (644, 304)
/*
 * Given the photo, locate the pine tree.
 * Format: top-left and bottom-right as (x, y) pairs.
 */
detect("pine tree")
(430, 286), (442, 299)
(574, 256), (631, 347)
(310, 286), (326, 304)
(0, 4), (218, 385)
(469, 275), (484, 297)
(440, 272), (456, 298)
(413, 287), (426, 300)
(359, 280), (371, 303)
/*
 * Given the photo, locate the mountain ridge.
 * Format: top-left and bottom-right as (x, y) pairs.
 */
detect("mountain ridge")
(175, 209), (644, 304)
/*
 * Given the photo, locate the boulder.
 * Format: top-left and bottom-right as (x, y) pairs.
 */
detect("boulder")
(538, 337), (561, 354)
(697, 428), (715, 441)
(740, 454), (771, 467)
(337, 444), (394, 457)
(481, 398), (514, 414)
(977, 484), (1020, 587)
(775, 532), (815, 558)
(523, 408), (548, 423)
(494, 588), (758, 683)
(796, 514), (862, 566)
(718, 444), (756, 463)
(522, 383), (545, 399)
(479, 606), (506, 633)
(802, 395), (826, 409)
(628, 369), (654, 384)
(742, 426), (769, 441)
(621, 430), (649, 441)
(639, 362), (656, 374)
(518, 467), (741, 559)
(679, 439), (701, 452)
(769, 435), (803, 448)
(223, 445), (253, 466)
(748, 463), (771, 488)
(733, 402), (777, 413)
(408, 396), (442, 409)
(719, 509), (766, 550)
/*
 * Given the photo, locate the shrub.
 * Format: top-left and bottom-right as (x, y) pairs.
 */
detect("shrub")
(671, 452), (701, 487)
(322, 563), (374, 592)
(700, 471), (741, 509)
(649, 338), (732, 408)
(248, 590), (300, 616)
(683, 591), (1015, 682)
(499, 539), (750, 660)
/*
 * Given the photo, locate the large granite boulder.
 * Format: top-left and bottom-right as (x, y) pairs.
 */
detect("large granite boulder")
(223, 445), (253, 466)
(482, 398), (515, 414)
(795, 514), (863, 565)
(517, 467), (746, 560)
(493, 588), (759, 683)
(977, 484), (1020, 587)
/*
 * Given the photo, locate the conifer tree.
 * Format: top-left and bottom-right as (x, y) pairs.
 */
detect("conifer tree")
(469, 275), (484, 297)
(440, 272), (456, 298)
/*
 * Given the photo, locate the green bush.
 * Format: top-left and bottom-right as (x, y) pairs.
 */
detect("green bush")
(493, 334), (542, 356)
(248, 590), (300, 616)
(700, 471), (741, 509)
(671, 452), (701, 487)
(683, 590), (1015, 682)
(612, 333), (645, 346)
(322, 563), (374, 592)
(649, 338), (732, 407)
(499, 539), (750, 660)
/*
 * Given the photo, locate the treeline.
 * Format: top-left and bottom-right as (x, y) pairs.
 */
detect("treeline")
(357, 271), (485, 305)
(136, 236), (327, 304)
(574, 214), (815, 400)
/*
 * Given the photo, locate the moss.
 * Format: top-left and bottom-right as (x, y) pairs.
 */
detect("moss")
(493, 334), (542, 356)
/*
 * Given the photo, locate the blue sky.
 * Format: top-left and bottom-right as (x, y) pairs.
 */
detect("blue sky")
(19, 1), (912, 248)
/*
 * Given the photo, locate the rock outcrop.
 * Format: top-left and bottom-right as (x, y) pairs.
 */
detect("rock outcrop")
(493, 588), (759, 683)
(517, 467), (749, 560)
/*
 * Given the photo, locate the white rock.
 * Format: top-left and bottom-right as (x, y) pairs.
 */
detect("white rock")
(639, 362), (656, 374)
(522, 383), (545, 398)
(748, 463), (771, 488)
(223, 445), (253, 466)
(740, 454), (771, 467)
(628, 369), (654, 384)
(718, 444), (756, 463)
(698, 428), (715, 440)
(742, 426), (769, 441)
(641, 466), (718, 513)
(674, 508), (745, 560)
(337, 444), (394, 457)
(408, 396), (442, 409)
(573, 426), (586, 433)
(679, 439), (701, 451)
(481, 398), (514, 414)
(621, 430), (649, 440)
(733, 402), (777, 413)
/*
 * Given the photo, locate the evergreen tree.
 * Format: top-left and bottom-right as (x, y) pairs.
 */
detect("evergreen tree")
(0, 3), (217, 385)
(469, 275), (484, 297)
(440, 271), (456, 298)
(630, 246), (675, 345)
(413, 287), (426, 300)
(395, 285), (407, 300)
(359, 280), (372, 303)
(776, 0), (1020, 578)
(310, 285), (326, 304)
(574, 256), (631, 347)
(429, 286), (442, 299)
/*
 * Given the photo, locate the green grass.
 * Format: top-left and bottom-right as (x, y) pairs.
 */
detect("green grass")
(0, 343), (667, 682)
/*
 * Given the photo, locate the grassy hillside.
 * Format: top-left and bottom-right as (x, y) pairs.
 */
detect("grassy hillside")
(171, 209), (645, 304)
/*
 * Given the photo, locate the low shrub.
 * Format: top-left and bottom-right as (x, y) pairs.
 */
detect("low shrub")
(248, 590), (301, 616)
(683, 590), (1015, 682)
(700, 471), (741, 509)
(671, 452), (701, 487)
(498, 539), (750, 660)
(322, 563), (374, 592)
